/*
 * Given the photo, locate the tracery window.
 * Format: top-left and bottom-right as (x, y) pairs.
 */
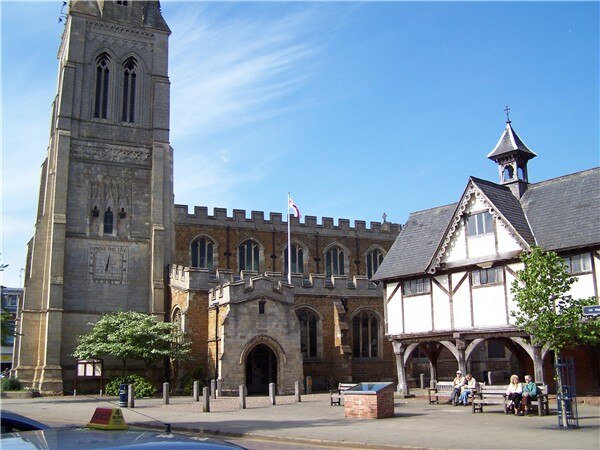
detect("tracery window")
(352, 310), (379, 358)
(297, 308), (318, 358)
(122, 58), (137, 123)
(366, 248), (384, 279)
(94, 53), (110, 119)
(191, 237), (214, 269)
(325, 245), (345, 277)
(239, 239), (260, 272)
(284, 244), (304, 274)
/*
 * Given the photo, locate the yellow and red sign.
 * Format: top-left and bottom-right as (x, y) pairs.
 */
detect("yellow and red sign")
(86, 407), (128, 430)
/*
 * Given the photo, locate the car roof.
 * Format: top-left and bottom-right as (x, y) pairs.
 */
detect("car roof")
(0, 427), (247, 449)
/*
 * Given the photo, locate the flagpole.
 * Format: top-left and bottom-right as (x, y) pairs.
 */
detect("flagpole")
(287, 193), (292, 284)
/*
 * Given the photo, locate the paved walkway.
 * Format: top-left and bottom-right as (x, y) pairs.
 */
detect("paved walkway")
(2, 393), (599, 449)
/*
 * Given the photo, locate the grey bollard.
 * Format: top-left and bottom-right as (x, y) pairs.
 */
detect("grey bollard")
(239, 385), (246, 409)
(163, 382), (169, 405)
(306, 376), (312, 394)
(216, 379), (222, 397)
(295, 381), (301, 402)
(430, 379), (436, 389)
(202, 387), (210, 412)
(210, 379), (217, 399)
(269, 382), (276, 405)
(193, 381), (200, 402)
(99, 389), (103, 397)
(487, 371), (493, 385)
(420, 373), (425, 389)
(128, 384), (135, 408)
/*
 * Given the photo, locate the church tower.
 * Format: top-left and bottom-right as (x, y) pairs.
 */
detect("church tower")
(14, 0), (173, 393)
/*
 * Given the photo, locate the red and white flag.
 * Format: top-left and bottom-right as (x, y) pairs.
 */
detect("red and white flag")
(289, 196), (301, 219)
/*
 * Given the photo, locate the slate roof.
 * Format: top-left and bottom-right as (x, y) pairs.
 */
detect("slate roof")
(487, 122), (536, 160)
(372, 167), (600, 282)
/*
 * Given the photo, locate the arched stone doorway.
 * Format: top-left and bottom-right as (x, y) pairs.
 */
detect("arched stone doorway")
(245, 344), (277, 395)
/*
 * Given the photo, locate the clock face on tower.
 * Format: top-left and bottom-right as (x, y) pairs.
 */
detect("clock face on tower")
(89, 244), (128, 284)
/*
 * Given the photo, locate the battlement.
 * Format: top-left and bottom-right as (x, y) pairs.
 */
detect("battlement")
(169, 265), (382, 297)
(174, 205), (401, 236)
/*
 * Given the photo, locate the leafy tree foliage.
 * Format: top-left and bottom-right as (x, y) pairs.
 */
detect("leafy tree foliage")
(105, 375), (157, 398)
(511, 246), (600, 352)
(73, 311), (191, 376)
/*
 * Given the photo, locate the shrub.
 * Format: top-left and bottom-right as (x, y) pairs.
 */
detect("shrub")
(1, 377), (23, 391)
(105, 375), (157, 398)
(183, 366), (206, 396)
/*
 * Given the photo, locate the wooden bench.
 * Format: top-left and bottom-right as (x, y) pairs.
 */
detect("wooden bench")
(472, 384), (549, 416)
(428, 381), (454, 404)
(330, 383), (357, 406)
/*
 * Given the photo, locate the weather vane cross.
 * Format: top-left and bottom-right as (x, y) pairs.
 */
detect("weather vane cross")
(504, 105), (511, 123)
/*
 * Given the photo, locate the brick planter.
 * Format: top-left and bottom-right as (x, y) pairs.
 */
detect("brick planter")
(344, 382), (395, 419)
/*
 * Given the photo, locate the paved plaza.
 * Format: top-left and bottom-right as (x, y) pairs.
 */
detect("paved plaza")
(1, 392), (599, 449)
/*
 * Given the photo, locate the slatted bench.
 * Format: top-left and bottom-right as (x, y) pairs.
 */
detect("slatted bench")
(472, 384), (549, 416)
(428, 381), (454, 404)
(330, 383), (357, 406)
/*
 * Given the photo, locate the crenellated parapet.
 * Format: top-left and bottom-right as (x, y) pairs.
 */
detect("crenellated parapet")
(209, 276), (295, 306)
(169, 265), (382, 297)
(174, 205), (401, 237)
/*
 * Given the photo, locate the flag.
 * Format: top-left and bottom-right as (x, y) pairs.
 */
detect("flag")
(289, 196), (301, 219)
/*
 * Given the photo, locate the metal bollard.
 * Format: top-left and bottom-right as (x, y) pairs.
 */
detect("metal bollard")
(118, 384), (128, 407)
(420, 373), (425, 389)
(163, 382), (169, 405)
(269, 382), (276, 405)
(202, 387), (210, 412)
(193, 381), (200, 402)
(239, 385), (246, 409)
(295, 381), (301, 403)
(210, 379), (216, 400)
(128, 384), (135, 408)
(306, 376), (312, 394)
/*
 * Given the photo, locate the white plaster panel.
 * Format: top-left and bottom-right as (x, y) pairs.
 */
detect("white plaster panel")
(404, 295), (432, 333)
(442, 225), (467, 263)
(472, 284), (507, 327)
(452, 283), (472, 329)
(569, 273), (596, 299)
(467, 234), (496, 259)
(386, 283), (404, 335)
(432, 279), (451, 330)
(505, 266), (520, 325)
(496, 222), (523, 253)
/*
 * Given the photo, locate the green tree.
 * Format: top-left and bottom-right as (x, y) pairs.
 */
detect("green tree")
(511, 246), (599, 425)
(73, 311), (191, 377)
(1, 308), (12, 346)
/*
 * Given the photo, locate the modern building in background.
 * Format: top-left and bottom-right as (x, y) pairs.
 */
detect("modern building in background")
(373, 121), (600, 394)
(1, 287), (22, 372)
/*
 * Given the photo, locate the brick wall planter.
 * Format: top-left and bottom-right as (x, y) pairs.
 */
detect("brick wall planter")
(344, 382), (395, 419)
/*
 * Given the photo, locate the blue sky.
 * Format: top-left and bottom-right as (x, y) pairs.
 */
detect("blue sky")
(1, 1), (598, 287)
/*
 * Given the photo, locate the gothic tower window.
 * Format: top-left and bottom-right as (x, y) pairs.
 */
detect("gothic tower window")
(122, 58), (137, 123)
(191, 237), (214, 269)
(94, 53), (110, 119)
(284, 244), (305, 275)
(297, 308), (319, 358)
(116, 1), (129, 5)
(366, 248), (384, 279)
(103, 207), (113, 235)
(239, 239), (260, 272)
(352, 310), (379, 358)
(325, 245), (345, 276)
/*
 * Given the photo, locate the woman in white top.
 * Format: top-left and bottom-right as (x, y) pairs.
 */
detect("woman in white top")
(505, 374), (523, 415)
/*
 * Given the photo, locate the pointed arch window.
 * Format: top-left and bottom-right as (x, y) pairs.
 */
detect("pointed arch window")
(352, 310), (379, 358)
(239, 239), (260, 272)
(103, 207), (114, 235)
(191, 237), (214, 269)
(122, 58), (137, 123)
(325, 245), (345, 276)
(297, 308), (319, 358)
(284, 244), (304, 275)
(94, 54), (110, 119)
(366, 248), (384, 279)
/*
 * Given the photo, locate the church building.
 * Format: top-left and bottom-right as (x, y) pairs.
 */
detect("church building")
(14, 0), (400, 394)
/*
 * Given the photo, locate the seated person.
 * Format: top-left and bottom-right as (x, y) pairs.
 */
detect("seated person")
(519, 374), (540, 415)
(505, 374), (523, 415)
(458, 373), (477, 406)
(448, 370), (465, 405)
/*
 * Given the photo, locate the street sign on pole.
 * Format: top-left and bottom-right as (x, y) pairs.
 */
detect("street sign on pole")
(582, 305), (600, 318)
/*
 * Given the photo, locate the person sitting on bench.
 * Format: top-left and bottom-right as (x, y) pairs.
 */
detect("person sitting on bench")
(506, 374), (523, 415)
(458, 373), (477, 406)
(519, 375), (540, 415)
(447, 370), (465, 405)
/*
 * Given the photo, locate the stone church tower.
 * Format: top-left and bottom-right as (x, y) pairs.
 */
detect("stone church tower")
(14, 0), (173, 393)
